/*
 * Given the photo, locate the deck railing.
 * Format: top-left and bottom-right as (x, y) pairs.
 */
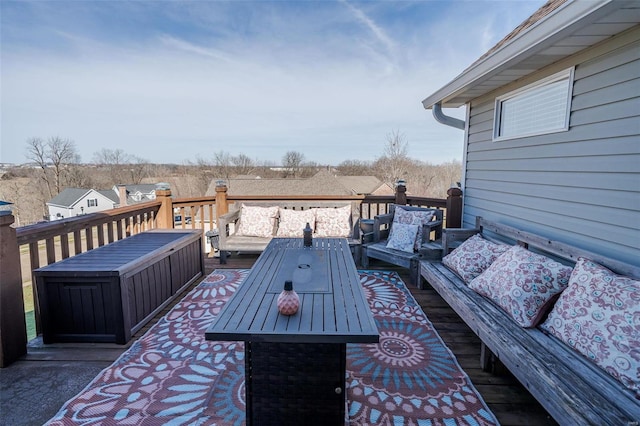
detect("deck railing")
(0, 183), (461, 366)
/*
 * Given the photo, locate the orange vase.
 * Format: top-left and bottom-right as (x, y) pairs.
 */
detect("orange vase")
(277, 280), (300, 315)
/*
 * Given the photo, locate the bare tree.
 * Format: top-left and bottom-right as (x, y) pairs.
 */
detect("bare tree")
(93, 148), (149, 185)
(336, 159), (373, 176)
(282, 151), (305, 178)
(25, 136), (79, 198)
(231, 153), (256, 175)
(213, 151), (234, 180)
(375, 130), (411, 187)
(127, 155), (150, 184)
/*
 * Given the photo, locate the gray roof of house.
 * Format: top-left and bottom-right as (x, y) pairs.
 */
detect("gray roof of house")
(98, 190), (120, 204)
(123, 184), (157, 194)
(47, 188), (120, 208)
(47, 188), (93, 208)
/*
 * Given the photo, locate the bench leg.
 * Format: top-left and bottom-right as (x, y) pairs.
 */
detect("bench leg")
(480, 342), (507, 374)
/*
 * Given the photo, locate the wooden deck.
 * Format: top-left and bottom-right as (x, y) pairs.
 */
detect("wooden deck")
(1, 253), (557, 425)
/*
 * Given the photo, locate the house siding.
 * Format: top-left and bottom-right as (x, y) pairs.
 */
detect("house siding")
(462, 35), (640, 267)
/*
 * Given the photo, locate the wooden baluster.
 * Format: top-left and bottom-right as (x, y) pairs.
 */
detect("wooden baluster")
(117, 219), (124, 240)
(61, 233), (70, 259)
(97, 223), (105, 247)
(74, 230), (82, 254)
(85, 227), (94, 251)
(45, 238), (56, 265)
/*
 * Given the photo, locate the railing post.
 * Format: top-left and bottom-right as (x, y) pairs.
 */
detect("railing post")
(156, 188), (174, 229)
(446, 186), (463, 228)
(215, 183), (229, 226)
(394, 180), (407, 205)
(0, 213), (27, 367)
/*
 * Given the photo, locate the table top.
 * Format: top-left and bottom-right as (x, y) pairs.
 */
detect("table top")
(34, 229), (202, 276)
(206, 238), (379, 344)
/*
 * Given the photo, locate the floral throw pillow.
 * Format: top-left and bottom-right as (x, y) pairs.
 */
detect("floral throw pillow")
(443, 234), (510, 283)
(393, 206), (435, 250)
(386, 223), (420, 253)
(276, 208), (316, 238)
(540, 257), (640, 396)
(469, 245), (573, 327)
(235, 205), (279, 238)
(314, 206), (351, 238)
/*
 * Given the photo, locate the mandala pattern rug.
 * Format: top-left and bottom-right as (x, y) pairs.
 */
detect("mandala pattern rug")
(46, 269), (497, 426)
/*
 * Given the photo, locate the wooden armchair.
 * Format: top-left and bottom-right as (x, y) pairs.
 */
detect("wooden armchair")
(361, 205), (443, 287)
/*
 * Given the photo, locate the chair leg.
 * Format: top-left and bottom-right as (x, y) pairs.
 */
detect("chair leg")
(361, 246), (369, 268)
(410, 258), (420, 288)
(219, 250), (228, 264)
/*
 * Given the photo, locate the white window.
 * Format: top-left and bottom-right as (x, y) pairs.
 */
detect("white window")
(87, 199), (98, 207)
(494, 68), (573, 141)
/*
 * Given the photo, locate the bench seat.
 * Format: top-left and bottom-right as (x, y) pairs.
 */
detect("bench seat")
(420, 217), (640, 425)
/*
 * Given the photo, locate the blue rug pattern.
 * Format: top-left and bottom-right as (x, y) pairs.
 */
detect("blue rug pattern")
(46, 269), (497, 425)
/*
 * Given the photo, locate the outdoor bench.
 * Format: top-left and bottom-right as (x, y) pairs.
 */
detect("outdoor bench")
(420, 217), (640, 425)
(218, 201), (361, 264)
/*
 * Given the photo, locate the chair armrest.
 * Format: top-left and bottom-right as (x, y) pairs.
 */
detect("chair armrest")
(372, 213), (393, 243)
(218, 210), (241, 249)
(442, 227), (480, 255)
(422, 219), (443, 241)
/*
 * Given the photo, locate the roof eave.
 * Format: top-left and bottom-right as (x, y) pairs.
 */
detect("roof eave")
(422, 0), (616, 109)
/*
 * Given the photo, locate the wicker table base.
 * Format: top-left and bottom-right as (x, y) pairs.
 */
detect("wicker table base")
(245, 342), (346, 425)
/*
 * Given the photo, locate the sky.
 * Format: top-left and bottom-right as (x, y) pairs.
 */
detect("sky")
(1, 0), (546, 166)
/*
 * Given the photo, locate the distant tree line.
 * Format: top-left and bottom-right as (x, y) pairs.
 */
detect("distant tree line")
(0, 132), (461, 225)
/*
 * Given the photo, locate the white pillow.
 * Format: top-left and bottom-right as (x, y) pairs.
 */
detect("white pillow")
(235, 205), (279, 238)
(314, 206), (352, 238)
(276, 208), (316, 237)
(386, 223), (420, 253)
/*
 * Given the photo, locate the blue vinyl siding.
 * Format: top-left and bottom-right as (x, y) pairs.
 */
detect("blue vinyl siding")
(462, 36), (640, 267)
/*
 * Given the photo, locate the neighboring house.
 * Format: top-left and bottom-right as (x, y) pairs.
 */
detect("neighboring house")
(422, 0), (639, 267)
(47, 188), (119, 220)
(112, 184), (157, 204)
(0, 200), (13, 214)
(205, 170), (393, 197)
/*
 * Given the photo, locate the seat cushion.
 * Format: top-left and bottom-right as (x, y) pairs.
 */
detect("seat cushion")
(393, 206), (435, 250)
(276, 208), (316, 238)
(386, 223), (420, 253)
(540, 257), (640, 396)
(442, 234), (510, 283)
(469, 245), (572, 327)
(235, 205), (279, 238)
(314, 206), (351, 238)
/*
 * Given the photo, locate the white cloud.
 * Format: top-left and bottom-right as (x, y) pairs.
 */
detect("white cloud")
(0, 1), (546, 166)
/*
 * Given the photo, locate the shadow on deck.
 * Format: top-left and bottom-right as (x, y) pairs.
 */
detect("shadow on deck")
(0, 253), (556, 426)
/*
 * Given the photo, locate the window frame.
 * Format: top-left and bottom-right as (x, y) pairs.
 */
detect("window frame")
(493, 67), (574, 141)
(87, 198), (98, 207)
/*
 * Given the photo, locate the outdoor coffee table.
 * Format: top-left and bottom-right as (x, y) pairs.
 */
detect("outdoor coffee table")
(205, 237), (379, 425)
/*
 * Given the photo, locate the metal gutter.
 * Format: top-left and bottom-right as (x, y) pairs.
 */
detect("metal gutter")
(432, 102), (465, 130)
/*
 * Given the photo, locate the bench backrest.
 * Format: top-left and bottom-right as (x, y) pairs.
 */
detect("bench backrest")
(229, 200), (361, 239)
(476, 216), (640, 279)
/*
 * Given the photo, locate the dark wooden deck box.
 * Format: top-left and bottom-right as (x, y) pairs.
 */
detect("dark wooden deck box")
(35, 230), (204, 344)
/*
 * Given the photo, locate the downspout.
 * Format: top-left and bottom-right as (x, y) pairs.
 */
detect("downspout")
(432, 102), (465, 130)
